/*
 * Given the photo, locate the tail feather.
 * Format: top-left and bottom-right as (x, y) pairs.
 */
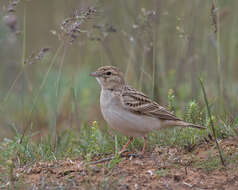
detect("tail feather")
(163, 120), (206, 130)
(184, 122), (206, 130)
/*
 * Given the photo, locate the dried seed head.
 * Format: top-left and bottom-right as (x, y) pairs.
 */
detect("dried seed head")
(57, 7), (97, 44)
(210, 1), (217, 33)
(25, 47), (50, 65)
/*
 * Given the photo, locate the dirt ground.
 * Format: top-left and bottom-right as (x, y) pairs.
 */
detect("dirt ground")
(12, 138), (238, 189)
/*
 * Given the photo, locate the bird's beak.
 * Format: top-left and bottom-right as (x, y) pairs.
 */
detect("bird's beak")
(89, 71), (99, 77)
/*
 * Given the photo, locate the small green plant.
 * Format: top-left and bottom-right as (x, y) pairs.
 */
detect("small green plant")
(85, 121), (101, 161)
(107, 155), (123, 169)
(168, 89), (176, 113)
(184, 101), (201, 124)
(183, 100), (207, 125)
(157, 168), (170, 177)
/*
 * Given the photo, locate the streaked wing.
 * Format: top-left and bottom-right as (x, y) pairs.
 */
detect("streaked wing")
(121, 86), (180, 121)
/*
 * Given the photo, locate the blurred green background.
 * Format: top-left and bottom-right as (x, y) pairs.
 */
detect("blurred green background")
(0, 0), (237, 139)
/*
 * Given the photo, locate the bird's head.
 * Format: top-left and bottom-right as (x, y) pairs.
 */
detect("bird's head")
(90, 66), (125, 90)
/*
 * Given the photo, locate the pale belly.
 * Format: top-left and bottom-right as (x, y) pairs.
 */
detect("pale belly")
(100, 90), (162, 137)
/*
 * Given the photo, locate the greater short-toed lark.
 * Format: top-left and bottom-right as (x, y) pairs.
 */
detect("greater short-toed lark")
(90, 66), (205, 154)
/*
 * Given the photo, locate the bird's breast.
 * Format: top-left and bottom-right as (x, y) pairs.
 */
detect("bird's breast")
(100, 89), (117, 108)
(99, 89), (162, 137)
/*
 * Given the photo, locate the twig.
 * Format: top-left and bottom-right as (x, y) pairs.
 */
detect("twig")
(199, 78), (226, 166)
(89, 156), (115, 165)
(88, 153), (139, 165)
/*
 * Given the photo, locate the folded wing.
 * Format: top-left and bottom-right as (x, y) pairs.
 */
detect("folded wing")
(121, 86), (180, 121)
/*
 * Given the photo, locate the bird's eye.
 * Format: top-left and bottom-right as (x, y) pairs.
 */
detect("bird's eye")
(106, 71), (112, 76)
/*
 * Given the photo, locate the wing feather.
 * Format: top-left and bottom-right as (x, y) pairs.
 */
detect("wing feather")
(121, 86), (180, 121)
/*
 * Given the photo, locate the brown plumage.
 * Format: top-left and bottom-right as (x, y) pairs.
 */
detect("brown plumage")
(90, 66), (205, 154)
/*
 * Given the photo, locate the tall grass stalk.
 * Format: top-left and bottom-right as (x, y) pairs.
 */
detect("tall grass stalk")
(20, 42), (64, 144)
(152, 29), (156, 99)
(0, 6), (27, 112)
(21, 6), (26, 68)
(29, 43), (63, 117)
(0, 69), (24, 112)
(54, 44), (68, 152)
(139, 47), (146, 91)
(71, 86), (80, 130)
(212, 0), (223, 110)
(199, 77), (226, 166)
(21, 5), (27, 137)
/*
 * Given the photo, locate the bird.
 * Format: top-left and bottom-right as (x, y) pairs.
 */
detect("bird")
(90, 66), (205, 155)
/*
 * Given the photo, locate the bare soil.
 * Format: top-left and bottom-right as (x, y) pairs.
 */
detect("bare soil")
(14, 138), (238, 189)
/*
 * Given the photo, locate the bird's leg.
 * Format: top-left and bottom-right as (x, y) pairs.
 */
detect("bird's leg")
(140, 136), (147, 155)
(119, 137), (134, 154)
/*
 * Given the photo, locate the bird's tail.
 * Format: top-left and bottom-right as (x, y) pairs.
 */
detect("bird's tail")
(163, 120), (206, 130)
